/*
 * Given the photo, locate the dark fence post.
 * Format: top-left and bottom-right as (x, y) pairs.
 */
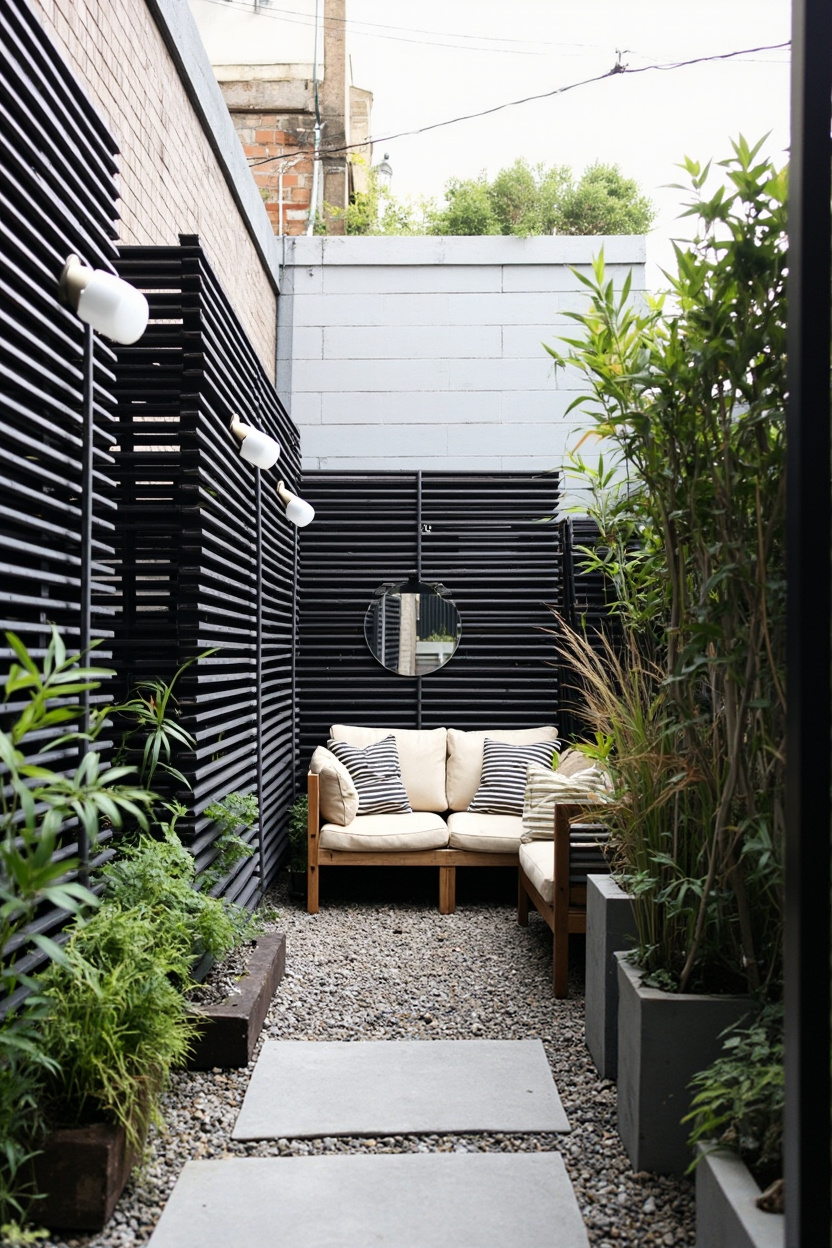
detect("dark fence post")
(785, 2), (832, 1242)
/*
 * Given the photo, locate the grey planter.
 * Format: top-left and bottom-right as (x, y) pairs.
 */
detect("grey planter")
(615, 953), (750, 1175)
(584, 875), (635, 1080)
(695, 1144), (784, 1248)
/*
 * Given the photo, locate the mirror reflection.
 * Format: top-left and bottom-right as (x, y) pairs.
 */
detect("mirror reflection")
(364, 581), (462, 676)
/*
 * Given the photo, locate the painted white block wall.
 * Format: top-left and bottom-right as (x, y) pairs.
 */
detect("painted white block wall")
(277, 235), (646, 487)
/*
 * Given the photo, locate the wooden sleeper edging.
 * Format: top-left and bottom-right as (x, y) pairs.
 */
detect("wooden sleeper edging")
(186, 931), (286, 1070)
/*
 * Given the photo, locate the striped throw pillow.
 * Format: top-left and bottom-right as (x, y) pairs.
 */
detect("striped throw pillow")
(521, 762), (611, 842)
(327, 735), (412, 816)
(467, 738), (559, 816)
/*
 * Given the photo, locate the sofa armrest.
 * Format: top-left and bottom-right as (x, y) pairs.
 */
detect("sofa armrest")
(306, 770), (321, 914)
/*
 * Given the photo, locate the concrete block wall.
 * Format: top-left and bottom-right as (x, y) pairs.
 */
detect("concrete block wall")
(31, 0), (280, 378)
(278, 235), (646, 478)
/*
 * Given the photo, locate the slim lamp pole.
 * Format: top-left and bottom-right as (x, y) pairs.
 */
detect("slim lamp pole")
(255, 470), (266, 896)
(785, 2), (832, 1243)
(77, 322), (94, 881)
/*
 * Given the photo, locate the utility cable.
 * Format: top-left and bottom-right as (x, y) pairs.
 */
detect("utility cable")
(247, 41), (790, 168)
(196, 0), (614, 55)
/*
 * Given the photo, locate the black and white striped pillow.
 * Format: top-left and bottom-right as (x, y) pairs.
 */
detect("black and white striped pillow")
(468, 738), (559, 816)
(327, 735), (412, 816)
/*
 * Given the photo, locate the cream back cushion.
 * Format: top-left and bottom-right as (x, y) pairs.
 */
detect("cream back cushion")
(310, 746), (359, 826)
(557, 746), (598, 778)
(446, 726), (559, 812)
(329, 725), (448, 812)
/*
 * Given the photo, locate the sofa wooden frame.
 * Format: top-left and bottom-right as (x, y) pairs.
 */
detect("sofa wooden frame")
(306, 771), (518, 915)
(517, 802), (609, 998)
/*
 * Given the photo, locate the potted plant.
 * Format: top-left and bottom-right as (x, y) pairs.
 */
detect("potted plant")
(287, 795), (308, 900)
(0, 633), (264, 1236)
(0, 630), (157, 1235)
(548, 138), (786, 1176)
(685, 1005), (785, 1247)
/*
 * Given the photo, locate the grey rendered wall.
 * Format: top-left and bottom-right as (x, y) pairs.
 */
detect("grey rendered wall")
(276, 235), (645, 476)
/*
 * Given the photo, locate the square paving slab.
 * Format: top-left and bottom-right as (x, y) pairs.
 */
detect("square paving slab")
(232, 1038), (569, 1140)
(147, 1152), (589, 1248)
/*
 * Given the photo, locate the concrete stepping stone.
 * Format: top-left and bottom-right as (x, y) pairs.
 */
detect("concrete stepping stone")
(233, 1038), (570, 1139)
(147, 1152), (590, 1248)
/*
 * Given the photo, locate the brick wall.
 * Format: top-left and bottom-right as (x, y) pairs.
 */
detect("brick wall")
(233, 114), (313, 236)
(30, 0), (277, 378)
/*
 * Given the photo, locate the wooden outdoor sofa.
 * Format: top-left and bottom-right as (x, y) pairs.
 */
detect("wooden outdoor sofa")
(517, 802), (611, 997)
(305, 723), (611, 994)
(306, 724), (560, 916)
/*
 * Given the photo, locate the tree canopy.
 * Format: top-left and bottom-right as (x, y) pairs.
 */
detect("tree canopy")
(330, 158), (655, 237)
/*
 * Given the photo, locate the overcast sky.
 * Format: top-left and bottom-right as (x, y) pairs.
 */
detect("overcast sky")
(344, 1), (792, 283)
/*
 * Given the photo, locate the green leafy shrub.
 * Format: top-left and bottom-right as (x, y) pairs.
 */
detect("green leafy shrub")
(201, 792), (257, 893)
(547, 137), (787, 996)
(113, 652), (215, 792)
(685, 1003), (784, 1190)
(0, 630), (154, 1223)
(38, 904), (199, 1152)
(100, 808), (255, 960)
(287, 796), (308, 873)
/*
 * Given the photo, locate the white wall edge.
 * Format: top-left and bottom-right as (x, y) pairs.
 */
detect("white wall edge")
(283, 235), (647, 267)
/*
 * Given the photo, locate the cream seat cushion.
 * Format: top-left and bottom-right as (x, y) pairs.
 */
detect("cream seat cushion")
(319, 811), (449, 853)
(446, 726), (559, 812)
(329, 725), (447, 812)
(519, 841), (555, 906)
(446, 811), (523, 854)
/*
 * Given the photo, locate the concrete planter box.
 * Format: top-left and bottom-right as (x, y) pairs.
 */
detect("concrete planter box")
(616, 953), (750, 1175)
(30, 1122), (136, 1232)
(584, 875), (635, 1080)
(695, 1144), (784, 1248)
(187, 931), (286, 1069)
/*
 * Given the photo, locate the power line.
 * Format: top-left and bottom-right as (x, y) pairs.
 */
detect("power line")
(196, 0), (617, 56)
(247, 41), (791, 167)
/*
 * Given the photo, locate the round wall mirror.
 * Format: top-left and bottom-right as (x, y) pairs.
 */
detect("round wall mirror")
(364, 580), (462, 676)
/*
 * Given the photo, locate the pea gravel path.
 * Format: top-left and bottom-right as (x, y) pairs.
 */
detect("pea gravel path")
(41, 872), (695, 1248)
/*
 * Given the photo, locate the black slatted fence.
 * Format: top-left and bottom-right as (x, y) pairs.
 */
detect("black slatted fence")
(298, 472), (562, 762)
(112, 239), (301, 903)
(0, 0), (121, 980)
(554, 516), (624, 741)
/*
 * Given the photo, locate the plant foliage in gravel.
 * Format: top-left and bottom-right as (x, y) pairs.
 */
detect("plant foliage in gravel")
(37, 876), (696, 1248)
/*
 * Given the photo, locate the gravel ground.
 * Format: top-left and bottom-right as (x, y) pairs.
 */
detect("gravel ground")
(40, 870), (695, 1248)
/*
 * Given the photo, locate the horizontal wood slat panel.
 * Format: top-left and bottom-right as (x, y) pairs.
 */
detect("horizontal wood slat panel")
(0, 0), (120, 991)
(298, 472), (563, 761)
(112, 239), (301, 899)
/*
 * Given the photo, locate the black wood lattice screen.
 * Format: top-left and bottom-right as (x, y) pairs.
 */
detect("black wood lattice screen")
(0, 0), (121, 980)
(297, 471), (563, 764)
(111, 239), (301, 904)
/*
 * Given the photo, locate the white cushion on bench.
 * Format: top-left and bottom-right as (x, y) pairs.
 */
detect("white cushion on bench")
(447, 812), (524, 854)
(446, 727), (559, 812)
(320, 811), (450, 853)
(330, 725), (447, 812)
(519, 842), (555, 905)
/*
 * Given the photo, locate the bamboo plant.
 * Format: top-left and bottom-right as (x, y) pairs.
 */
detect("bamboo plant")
(547, 137), (787, 997)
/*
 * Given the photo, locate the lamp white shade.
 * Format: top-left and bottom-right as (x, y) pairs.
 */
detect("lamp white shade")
(276, 480), (315, 527)
(238, 428), (281, 470)
(61, 257), (150, 344)
(284, 495), (315, 527)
